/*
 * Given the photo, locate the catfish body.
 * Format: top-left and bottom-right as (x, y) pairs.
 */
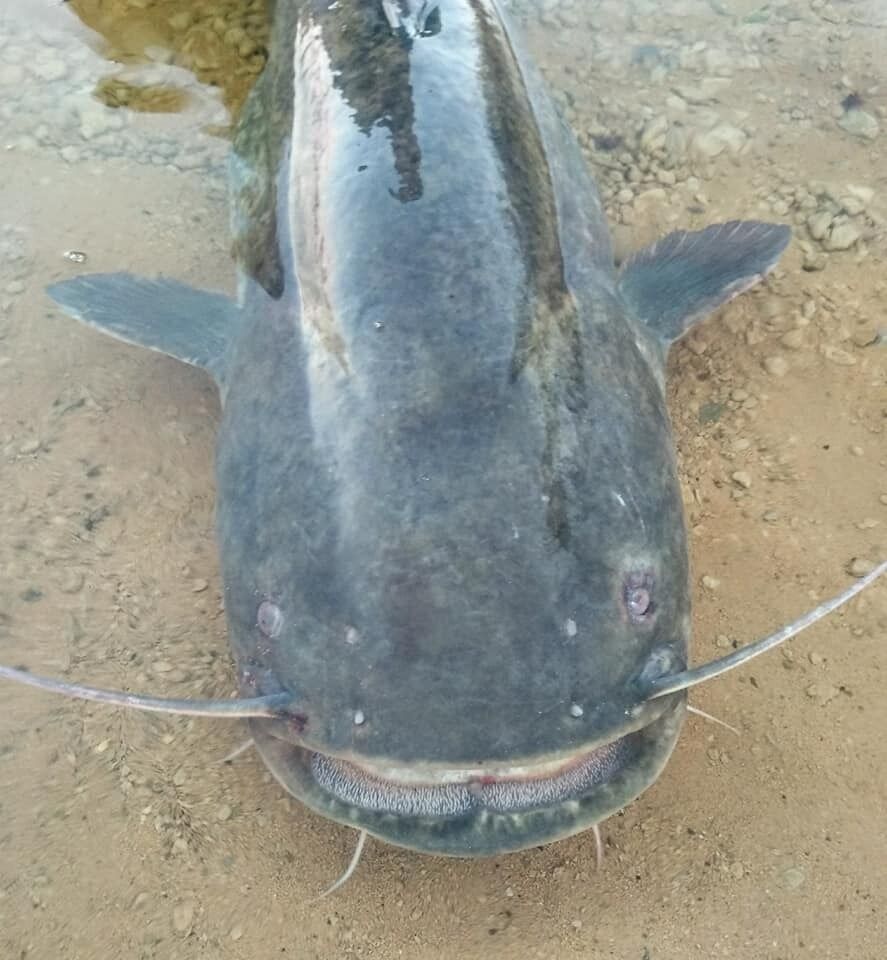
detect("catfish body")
(222, 0), (686, 763)
(42, 0), (791, 855)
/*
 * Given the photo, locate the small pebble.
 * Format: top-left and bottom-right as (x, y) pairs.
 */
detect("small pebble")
(781, 329), (804, 350)
(807, 210), (833, 240)
(173, 767), (187, 787)
(820, 344), (857, 365)
(152, 660), (174, 673)
(716, 634), (732, 649)
(173, 901), (195, 935)
(851, 328), (878, 348)
(840, 196), (865, 217)
(731, 470), (753, 489)
(802, 249), (826, 271)
(762, 355), (788, 377)
(686, 334), (709, 356)
(19, 438), (40, 455)
(846, 557), (876, 578)
(837, 109), (879, 140)
(230, 924), (244, 942)
(849, 445), (864, 457)
(216, 803), (233, 822)
(192, 578), (209, 592)
(781, 866), (806, 890)
(808, 652), (823, 666)
(762, 509), (779, 522)
(824, 222), (861, 251)
(94, 739), (110, 755)
(806, 682), (839, 705)
(692, 123), (748, 158)
(701, 575), (721, 590)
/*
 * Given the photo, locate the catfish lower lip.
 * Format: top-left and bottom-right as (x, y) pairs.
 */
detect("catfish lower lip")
(311, 737), (633, 817)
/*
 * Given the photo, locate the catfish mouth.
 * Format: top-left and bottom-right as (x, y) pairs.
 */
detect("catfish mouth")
(249, 696), (686, 857)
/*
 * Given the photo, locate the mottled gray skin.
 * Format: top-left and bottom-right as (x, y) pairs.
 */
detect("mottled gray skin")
(43, 0), (789, 857)
(219, 0), (687, 854)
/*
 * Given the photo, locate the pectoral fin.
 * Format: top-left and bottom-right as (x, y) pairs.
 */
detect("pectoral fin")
(618, 220), (791, 346)
(47, 272), (241, 386)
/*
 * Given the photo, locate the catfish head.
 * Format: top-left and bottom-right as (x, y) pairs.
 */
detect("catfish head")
(214, 276), (694, 857)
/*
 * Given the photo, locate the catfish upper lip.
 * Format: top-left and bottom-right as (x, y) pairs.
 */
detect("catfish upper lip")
(316, 736), (627, 788)
(259, 683), (676, 771)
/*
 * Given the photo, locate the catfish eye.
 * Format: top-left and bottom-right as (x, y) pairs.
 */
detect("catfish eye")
(257, 600), (283, 638)
(623, 572), (655, 623)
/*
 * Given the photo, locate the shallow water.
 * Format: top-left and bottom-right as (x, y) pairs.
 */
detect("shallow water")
(0, 0), (885, 957)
